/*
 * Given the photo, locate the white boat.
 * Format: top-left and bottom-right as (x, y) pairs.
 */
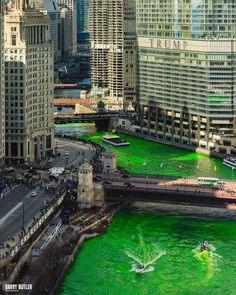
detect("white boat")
(135, 266), (145, 274)
(223, 158), (236, 169)
(102, 134), (130, 147)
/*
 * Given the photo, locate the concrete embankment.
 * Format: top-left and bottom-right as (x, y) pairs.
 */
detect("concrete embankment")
(49, 205), (120, 295)
(117, 128), (224, 159)
(132, 202), (236, 218)
(49, 232), (99, 295)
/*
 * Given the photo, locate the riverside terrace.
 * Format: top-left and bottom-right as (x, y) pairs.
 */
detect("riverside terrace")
(101, 176), (236, 209)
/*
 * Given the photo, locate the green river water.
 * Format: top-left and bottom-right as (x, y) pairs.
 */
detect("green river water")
(58, 209), (236, 295)
(55, 124), (236, 294)
(55, 123), (235, 179)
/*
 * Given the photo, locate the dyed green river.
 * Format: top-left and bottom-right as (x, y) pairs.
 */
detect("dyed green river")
(55, 124), (236, 294)
(55, 123), (235, 179)
(58, 209), (236, 295)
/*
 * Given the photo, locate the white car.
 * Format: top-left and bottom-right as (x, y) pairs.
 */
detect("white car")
(31, 191), (38, 197)
(64, 151), (69, 156)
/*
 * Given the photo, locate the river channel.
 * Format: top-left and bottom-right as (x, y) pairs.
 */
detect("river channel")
(57, 208), (236, 295)
(55, 123), (236, 295)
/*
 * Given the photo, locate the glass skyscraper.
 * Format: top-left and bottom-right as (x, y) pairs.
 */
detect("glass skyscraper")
(77, 0), (89, 33)
(136, 0), (236, 155)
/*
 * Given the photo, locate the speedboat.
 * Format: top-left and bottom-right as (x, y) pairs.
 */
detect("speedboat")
(135, 265), (145, 274)
(201, 244), (209, 251)
(200, 240), (209, 251)
(223, 158), (236, 169)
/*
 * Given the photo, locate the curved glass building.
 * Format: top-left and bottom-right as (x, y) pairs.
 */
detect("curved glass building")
(136, 0), (236, 155)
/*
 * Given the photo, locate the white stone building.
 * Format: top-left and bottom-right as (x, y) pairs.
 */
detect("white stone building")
(102, 148), (117, 174)
(77, 160), (104, 208)
(77, 160), (94, 208)
(4, 0), (54, 164)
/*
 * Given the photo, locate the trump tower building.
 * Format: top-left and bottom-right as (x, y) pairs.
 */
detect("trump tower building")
(136, 0), (236, 155)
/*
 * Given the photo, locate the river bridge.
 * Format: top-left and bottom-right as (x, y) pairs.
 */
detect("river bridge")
(102, 176), (236, 209)
(54, 98), (97, 108)
(54, 112), (121, 130)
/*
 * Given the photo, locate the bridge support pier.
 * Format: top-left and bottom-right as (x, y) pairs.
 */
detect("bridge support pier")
(95, 119), (111, 131)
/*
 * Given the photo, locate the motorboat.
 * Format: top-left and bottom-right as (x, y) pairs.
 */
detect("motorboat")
(223, 158), (236, 169)
(200, 241), (209, 251)
(201, 244), (209, 251)
(135, 265), (145, 274)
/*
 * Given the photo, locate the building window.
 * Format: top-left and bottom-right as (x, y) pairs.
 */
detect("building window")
(11, 35), (16, 46)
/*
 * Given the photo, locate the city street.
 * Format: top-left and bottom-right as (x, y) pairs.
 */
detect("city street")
(42, 139), (96, 168)
(0, 139), (97, 255)
(0, 185), (50, 246)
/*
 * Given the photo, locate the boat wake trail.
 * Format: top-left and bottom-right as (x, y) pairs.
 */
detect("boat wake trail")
(125, 234), (166, 273)
(193, 245), (221, 283)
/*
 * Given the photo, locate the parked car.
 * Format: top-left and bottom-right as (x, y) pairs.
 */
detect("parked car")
(124, 182), (135, 187)
(31, 191), (38, 197)
(102, 180), (112, 185)
(122, 174), (129, 179)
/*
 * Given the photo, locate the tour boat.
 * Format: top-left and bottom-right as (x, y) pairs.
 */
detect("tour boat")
(223, 158), (236, 169)
(102, 134), (130, 147)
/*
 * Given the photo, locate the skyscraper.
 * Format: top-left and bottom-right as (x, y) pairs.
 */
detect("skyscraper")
(0, 0), (5, 165)
(57, 0), (77, 55)
(43, 0), (62, 62)
(136, 0), (236, 155)
(89, 0), (136, 109)
(77, 0), (89, 33)
(4, 0), (54, 164)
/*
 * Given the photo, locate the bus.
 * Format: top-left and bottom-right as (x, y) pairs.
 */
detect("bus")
(197, 177), (223, 188)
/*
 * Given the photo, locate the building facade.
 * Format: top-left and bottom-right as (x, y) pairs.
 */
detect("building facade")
(77, 0), (89, 33)
(136, 0), (236, 155)
(43, 0), (62, 62)
(4, 0), (54, 164)
(57, 0), (77, 56)
(0, 0), (5, 166)
(89, 0), (136, 109)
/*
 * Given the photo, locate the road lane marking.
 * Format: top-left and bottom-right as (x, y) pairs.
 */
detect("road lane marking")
(0, 202), (23, 226)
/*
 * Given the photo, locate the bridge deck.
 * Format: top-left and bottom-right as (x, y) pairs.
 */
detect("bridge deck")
(102, 176), (236, 208)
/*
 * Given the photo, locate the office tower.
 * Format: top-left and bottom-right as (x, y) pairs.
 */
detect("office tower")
(4, 0), (54, 164)
(77, 0), (89, 33)
(0, 0), (5, 165)
(57, 0), (77, 56)
(59, 8), (71, 57)
(136, 0), (236, 155)
(43, 0), (62, 62)
(89, 0), (136, 109)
